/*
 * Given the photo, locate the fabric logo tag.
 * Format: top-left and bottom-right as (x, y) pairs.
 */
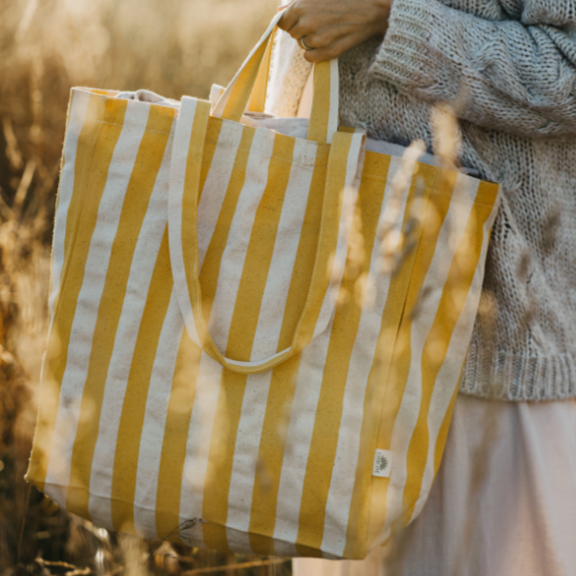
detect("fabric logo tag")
(373, 449), (392, 478)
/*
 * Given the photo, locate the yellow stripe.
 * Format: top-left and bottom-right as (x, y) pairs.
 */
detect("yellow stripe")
(248, 28), (276, 114)
(26, 95), (126, 490)
(109, 229), (174, 533)
(201, 133), (296, 551)
(400, 180), (500, 528)
(295, 150), (388, 555)
(198, 118), (224, 201)
(294, 132), (353, 351)
(223, 39), (270, 122)
(66, 105), (175, 519)
(307, 62), (332, 144)
(248, 145), (329, 555)
(199, 126), (256, 323)
(155, 328), (203, 539)
(433, 186), (498, 478)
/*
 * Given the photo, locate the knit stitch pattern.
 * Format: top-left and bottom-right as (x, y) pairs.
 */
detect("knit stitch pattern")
(269, 0), (576, 401)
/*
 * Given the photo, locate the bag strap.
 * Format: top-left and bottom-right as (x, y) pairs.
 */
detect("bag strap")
(168, 97), (365, 375)
(211, 12), (340, 144)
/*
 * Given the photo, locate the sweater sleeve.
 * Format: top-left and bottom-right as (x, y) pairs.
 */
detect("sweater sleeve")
(371, 0), (576, 136)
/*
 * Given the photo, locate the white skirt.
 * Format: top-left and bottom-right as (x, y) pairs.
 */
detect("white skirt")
(293, 394), (576, 576)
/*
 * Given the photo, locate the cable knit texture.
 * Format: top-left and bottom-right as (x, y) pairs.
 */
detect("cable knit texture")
(268, 0), (576, 401)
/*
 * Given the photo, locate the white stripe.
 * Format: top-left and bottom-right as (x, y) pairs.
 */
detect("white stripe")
(178, 353), (223, 547)
(250, 139), (317, 359)
(410, 199), (495, 524)
(197, 121), (244, 269)
(133, 290), (183, 539)
(326, 59), (339, 144)
(49, 88), (90, 316)
(206, 127), (275, 353)
(380, 174), (480, 540)
(45, 101), (151, 504)
(313, 132), (364, 340)
(169, 97), (202, 348)
(272, 329), (333, 553)
(88, 121), (175, 528)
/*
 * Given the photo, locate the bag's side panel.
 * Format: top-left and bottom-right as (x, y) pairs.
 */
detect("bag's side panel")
(63, 104), (175, 523)
(401, 180), (500, 526)
(365, 173), (500, 551)
(26, 93), (127, 497)
(378, 173), (478, 544)
(341, 159), (441, 559)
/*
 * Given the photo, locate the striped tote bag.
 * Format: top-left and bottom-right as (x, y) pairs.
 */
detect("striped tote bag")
(27, 13), (500, 560)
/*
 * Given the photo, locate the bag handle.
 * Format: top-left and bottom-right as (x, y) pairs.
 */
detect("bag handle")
(169, 97), (364, 375)
(211, 12), (340, 144)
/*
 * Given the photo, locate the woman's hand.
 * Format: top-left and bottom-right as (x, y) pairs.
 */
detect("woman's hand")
(278, 0), (393, 63)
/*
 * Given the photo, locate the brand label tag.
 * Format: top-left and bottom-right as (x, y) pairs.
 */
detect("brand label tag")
(373, 449), (392, 478)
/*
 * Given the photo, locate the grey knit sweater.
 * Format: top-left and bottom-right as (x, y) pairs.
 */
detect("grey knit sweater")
(269, 0), (576, 401)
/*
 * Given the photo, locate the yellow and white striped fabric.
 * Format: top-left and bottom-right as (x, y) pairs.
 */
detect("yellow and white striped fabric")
(27, 14), (500, 560)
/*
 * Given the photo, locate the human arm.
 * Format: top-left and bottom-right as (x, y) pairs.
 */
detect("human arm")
(368, 0), (576, 137)
(279, 0), (576, 137)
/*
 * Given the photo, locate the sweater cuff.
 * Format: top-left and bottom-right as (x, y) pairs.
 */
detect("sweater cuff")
(370, 0), (464, 103)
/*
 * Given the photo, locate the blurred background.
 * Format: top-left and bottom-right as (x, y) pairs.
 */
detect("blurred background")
(0, 0), (291, 573)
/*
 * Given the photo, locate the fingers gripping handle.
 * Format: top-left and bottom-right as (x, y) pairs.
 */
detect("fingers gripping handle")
(211, 12), (340, 144)
(168, 98), (365, 375)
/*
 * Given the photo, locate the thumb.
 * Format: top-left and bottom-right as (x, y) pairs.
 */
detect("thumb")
(278, 0), (296, 10)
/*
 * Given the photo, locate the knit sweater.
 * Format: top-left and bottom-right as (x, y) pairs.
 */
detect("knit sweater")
(268, 0), (576, 401)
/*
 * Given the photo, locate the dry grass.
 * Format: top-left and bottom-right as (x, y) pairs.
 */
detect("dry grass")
(0, 0), (291, 574)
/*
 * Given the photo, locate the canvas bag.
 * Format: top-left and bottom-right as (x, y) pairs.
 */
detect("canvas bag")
(27, 13), (500, 559)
